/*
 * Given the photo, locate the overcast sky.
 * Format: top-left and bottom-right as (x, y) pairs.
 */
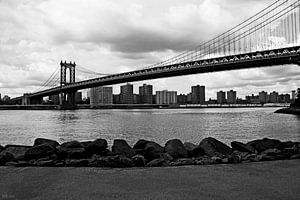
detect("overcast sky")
(0, 0), (299, 99)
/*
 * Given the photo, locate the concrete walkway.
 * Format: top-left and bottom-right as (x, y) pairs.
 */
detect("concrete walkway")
(0, 160), (299, 200)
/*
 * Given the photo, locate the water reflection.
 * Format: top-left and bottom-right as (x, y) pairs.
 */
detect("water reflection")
(0, 108), (299, 146)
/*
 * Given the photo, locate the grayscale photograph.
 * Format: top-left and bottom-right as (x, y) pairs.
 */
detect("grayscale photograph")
(0, 0), (300, 199)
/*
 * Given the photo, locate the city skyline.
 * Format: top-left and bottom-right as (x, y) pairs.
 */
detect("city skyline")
(1, 0), (300, 98)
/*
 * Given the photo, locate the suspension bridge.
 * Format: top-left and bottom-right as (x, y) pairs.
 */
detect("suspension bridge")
(11, 0), (300, 108)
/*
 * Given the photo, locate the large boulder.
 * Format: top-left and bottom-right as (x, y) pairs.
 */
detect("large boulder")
(199, 137), (232, 156)
(184, 142), (205, 158)
(164, 139), (188, 159)
(61, 141), (84, 149)
(0, 145), (4, 152)
(247, 138), (284, 153)
(93, 155), (134, 168)
(144, 142), (164, 161)
(146, 158), (168, 167)
(34, 138), (59, 148)
(25, 143), (56, 160)
(133, 139), (151, 149)
(112, 139), (136, 158)
(0, 145), (32, 160)
(0, 152), (15, 165)
(85, 139), (108, 156)
(231, 141), (255, 153)
(57, 141), (86, 159)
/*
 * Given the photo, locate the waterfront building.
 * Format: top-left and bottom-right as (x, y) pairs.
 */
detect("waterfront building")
(269, 91), (279, 103)
(75, 92), (82, 103)
(156, 90), (177, 105)
(120, 83), (134, 104)
(177, 94), (188, 104)
(187, 93), (192, 104)
(139, 84), (153, 104)
(227, 90), (237, 104)
(259, 91), (268, 103)
(217, 91), (226, 104)
(292, 90), (296, 103)
(90, 86), (113, 107)
(133, 94), (139, 104)
(113, 94), (120, 104)
(191, 85), (205, 104)
(278, 94), (290, 103)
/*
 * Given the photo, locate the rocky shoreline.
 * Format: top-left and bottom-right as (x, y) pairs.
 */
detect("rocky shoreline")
(0, 137), (299, 168)
(275, 107), (300, 115)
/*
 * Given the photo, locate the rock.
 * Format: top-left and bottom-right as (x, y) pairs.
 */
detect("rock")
(281, 147), (297, 158)
(13, 161), (33, 167)
(34, 158), (55, 167)
(261, 155), (275, 161)
(94, 155), (134, 168)
(34, 138), (59, 147)
(228, 152), (242, 164)
(85, 139), (108, 156)
(161, 153), (174, 162)
(144, 142), (164, 161)
(133, 139), (151, 149)
(146, 158), (168, 167)
(0, 145), (3, 152)
(199, 137), (232, 156)
(247, 138), (284, 153)
(184, 142), (205, 158)
(211, 156), (223, 164)
(261, 148), (281, 156)
(132, 154), (146, 167)
(231, 141), (255, 153)
(66, 159), (89, 167)
(0, 145), (31, 160)
(169, 158), (195, 166)
(57, 146), (86, 159)
(290, 154), (300, 159)
(25, 143), (56, 160)
(282, 141), (295, 148)
(112, 139), (136, 158)
(61, 141), (84, 149)
(0, 152), (15, 165)
(221, 158), (229, 164)
(165, 139), (188, 159)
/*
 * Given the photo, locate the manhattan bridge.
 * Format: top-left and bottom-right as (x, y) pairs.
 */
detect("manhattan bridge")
(12, 0), (300, 108)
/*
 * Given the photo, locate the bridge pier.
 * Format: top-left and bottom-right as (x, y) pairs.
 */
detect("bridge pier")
(58, 91), (77, 110)
(21, 94), (43, 105)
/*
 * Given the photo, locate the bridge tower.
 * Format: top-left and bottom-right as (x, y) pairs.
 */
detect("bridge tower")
(60, 61), (77, 109)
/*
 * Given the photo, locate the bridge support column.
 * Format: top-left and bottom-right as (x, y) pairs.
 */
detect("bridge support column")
(58, 91), (77, 110)
(21, 94), (31, 105)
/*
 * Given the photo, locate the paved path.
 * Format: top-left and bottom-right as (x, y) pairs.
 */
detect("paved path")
(0, 160), (299, 200)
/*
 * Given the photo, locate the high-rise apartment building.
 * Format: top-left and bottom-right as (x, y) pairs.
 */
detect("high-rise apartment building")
(90, 86), (113, 107)
(227, 90), (237, 104)
(217, 91), (226, 104)
(269, 91), (279, 103)
(120, 83), (134, 104)
(191, 85), (205, 104)
(156, 90), (177, 105)
(259, 91), (268, 103)
(139, 84), (153, 104)
(75, 92), (82, 103)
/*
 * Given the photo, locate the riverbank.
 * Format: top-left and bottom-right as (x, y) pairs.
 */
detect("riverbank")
(0, 159), (299, 200)
(275, 107), (300, 115)
(1, 137), (299, 168)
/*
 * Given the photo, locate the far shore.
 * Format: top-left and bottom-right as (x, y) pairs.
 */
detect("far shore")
(0, 103), (289, 110)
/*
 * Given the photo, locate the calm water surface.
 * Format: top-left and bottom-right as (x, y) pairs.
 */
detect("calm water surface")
(0, 107), (299, 146)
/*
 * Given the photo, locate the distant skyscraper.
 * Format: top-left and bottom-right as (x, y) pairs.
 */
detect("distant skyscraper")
(120, 83), (134, 104)
(217, 91), (226, 104)
(139, 84), (153, 104)
(191, 85), (205, 104)
(259, 91), (267, 103)
(90, 86), (113, 107)
(269, 91), (279, 103)
(227, 90), (237, 104)
(156, 90), (177, 105)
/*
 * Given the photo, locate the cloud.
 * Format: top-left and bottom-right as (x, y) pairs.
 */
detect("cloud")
(0, 0), (299, 98)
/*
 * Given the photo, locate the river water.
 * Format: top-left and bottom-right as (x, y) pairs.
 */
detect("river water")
(0, 107), (299, 147)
